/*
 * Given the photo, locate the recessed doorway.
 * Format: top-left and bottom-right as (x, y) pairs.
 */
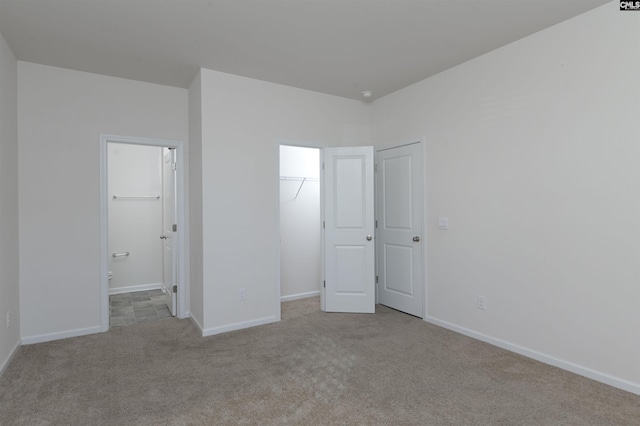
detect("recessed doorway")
(99, 134), (187, 331)
(278, 145), (322, 303)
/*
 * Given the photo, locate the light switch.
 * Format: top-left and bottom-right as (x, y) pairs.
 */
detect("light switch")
(438, 217), (449, 230)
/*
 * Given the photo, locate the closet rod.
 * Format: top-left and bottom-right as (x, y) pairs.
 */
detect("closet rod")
(279, 176), (319, 182)
(112, 195), (160, 200)
(280, 176), (319, 200)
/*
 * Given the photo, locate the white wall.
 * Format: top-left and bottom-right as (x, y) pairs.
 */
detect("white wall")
(0, 31), (20, 372)
(18, 62), (188, 342)
(188, 71), (204, 328)
(371, 3), (640, 392)
(280, 145), (321, 300)
(108, 143), (163, 293)
(197, 69), (370, 334)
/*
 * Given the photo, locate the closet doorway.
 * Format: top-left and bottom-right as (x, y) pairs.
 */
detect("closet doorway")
(99, 135), (187, 331)
(279, 145), (322, 303)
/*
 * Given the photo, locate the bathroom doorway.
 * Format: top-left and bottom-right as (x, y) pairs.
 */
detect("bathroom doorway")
(99, 135), (186, 331)
(107, 143), (170, 326)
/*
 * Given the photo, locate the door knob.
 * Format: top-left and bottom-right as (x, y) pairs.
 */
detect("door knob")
(160, 235), (167, 240)
(413, 236), (420, 242)
(366, 235), (373, 241)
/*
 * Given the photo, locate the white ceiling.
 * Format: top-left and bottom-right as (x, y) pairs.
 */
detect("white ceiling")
(0, 0), (611, 100)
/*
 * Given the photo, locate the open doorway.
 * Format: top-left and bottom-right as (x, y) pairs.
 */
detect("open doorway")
(279, 145), (322, 303)
(99, 135), (186, 332)
(106, 143), (173, 326)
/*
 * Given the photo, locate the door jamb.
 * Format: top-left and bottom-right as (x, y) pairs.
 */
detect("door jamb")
(99, 134), (188, 331)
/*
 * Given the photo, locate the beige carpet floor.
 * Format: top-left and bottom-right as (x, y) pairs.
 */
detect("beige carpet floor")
(1, 297), (639, 425)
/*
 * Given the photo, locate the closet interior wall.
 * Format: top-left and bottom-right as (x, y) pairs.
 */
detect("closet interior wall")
(279, 145), (321, 301)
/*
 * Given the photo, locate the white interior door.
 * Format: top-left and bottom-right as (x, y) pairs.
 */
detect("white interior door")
(376, 142), (424, 317)
(162, 148), (177, 316)
(323, 146), (375, 313)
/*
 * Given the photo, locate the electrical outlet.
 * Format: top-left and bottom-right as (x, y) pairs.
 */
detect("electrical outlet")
(477, 295), (486, 310)
(6, 311), (10, 328)
(239, 288), (247, 301)
(438, 217), (449, 230)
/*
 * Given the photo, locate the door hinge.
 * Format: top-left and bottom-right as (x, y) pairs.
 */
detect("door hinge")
(375, 219), (378, 228)
(323, 280), (326, 288)
(172, 224), (177, 232)
(171, 162), (177, 171)
(376, 275), (379, 284)
(172, 285), (177, 293)
(323, 221), (325, 229)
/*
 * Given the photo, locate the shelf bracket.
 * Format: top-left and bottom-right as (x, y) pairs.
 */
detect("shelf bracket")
(294, 178), (306, 200)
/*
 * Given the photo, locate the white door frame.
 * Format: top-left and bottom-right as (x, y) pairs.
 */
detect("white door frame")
(375, 138), (427, 317)
(100, 134), (188, 331)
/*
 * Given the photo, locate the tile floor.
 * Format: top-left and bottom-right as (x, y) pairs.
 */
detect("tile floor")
(109, 289), (173, 327)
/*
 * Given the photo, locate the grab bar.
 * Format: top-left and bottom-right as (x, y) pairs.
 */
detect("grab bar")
(112, 195), (160, 200)
(112, 252), (130, 258)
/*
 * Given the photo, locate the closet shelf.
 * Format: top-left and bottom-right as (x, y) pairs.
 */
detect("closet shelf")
(280, 176), (319, 200)
(279, 176), (319, 182)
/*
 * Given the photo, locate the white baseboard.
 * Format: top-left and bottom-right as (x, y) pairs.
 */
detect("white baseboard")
(425, 315), (640, 396)
(21, 325), (103, 345)
(109, 282), (162, 295)
(280, 290), (320, 302)
(0, 339), (21, 377)
(190, 314), (203, 334)
(202, 316), (278, 337)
